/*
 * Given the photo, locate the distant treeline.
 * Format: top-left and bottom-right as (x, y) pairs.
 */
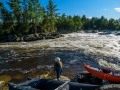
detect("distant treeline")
(0, 0), (120, 41)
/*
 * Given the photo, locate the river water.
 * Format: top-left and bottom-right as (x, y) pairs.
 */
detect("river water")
(0, 48), (91, 83)
(0, 32), (120, 89)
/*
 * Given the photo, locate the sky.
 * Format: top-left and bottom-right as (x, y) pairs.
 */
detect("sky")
(1, 0), (120, 19)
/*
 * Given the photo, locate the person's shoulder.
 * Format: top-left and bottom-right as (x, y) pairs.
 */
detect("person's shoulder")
(60, 61), (63, 65)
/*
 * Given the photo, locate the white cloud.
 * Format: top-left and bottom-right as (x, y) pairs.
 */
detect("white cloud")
(115, 8), (120, 12)
(88, 17), (92, 19)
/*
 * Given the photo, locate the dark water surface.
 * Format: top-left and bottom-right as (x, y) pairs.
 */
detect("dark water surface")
(0, 48), (94, 83)
(1, 47), (120, 90)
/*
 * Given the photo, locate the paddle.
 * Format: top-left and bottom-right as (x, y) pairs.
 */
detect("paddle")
(43, 70), (53, 78)
(55, 81), (69, 90)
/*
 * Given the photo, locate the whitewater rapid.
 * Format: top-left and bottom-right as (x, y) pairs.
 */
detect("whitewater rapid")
(0, 32), (120, 71)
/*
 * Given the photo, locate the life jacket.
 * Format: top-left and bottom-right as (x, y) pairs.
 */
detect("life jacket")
(54, 61), (63, 71)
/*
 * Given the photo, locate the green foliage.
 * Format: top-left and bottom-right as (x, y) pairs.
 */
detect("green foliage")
(0, 1), (14, 35)
(0, 0), (120, 42)
(99, 16), (108, 30)
(108, 19), (118, 30)
(28, 0), (44, 33)
(43, 0), (58, 33)
(73, 15), (82, 31)
(0, 2), (2, 31)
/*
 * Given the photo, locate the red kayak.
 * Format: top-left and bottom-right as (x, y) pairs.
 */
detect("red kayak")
(84, 65), (120, 83)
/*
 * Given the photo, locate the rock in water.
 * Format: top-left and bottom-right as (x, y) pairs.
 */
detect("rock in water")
(0, 81), (5, 87)
(54, 75), (70, 81)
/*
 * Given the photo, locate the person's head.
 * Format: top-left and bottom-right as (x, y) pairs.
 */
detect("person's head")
(55, 57), (60, 62)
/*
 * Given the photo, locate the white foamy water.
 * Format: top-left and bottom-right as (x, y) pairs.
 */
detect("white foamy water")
(0, 32), (120, 70)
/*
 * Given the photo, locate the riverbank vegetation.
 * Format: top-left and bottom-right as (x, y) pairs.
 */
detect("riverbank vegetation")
(0, 0), (120, 42)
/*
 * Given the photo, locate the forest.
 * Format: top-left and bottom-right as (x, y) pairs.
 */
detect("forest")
(0, 0), (120, 42)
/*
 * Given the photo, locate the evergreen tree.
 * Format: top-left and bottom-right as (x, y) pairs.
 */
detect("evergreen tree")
(108, 19), (116, 30)
(43, 0), (58, 33)
(7, 0), (22, 24)
(1, 0), (120, 42)
(0, 2), (3, 30)
(73, 15), (82, 31)
(90, 17), (99, 30)
(28, 0), (44, 33)
(99, 16), (108, 30)
(81, 15), (87, 30)
(1, 1), (14, 35)
(7, 0), (23, 36)
(66, 15), (74, 30)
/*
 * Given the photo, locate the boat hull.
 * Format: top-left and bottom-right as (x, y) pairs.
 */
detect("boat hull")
(84, 65), (120, 83)
(8, 78), (100, 90)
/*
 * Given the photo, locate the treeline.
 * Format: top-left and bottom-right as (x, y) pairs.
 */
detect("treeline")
(0, 0), (120, 41)
(57, 15), (120, 32)
(0, 0), (59, 41)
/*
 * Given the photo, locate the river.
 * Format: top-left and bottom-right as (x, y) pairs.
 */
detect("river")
(0, 31), (120, 89)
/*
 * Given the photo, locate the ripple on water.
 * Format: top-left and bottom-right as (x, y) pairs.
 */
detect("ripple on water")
(0, 48), (120, 85)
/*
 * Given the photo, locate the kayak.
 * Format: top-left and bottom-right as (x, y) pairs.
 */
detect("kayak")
(8, 78), (101, 90)
(84, 65), (120, 83)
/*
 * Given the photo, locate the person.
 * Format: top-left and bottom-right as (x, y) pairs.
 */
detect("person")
(54, 57), (63, 80)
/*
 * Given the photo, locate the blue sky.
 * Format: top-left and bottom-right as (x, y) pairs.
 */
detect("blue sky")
(1, 0), (120, 19)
